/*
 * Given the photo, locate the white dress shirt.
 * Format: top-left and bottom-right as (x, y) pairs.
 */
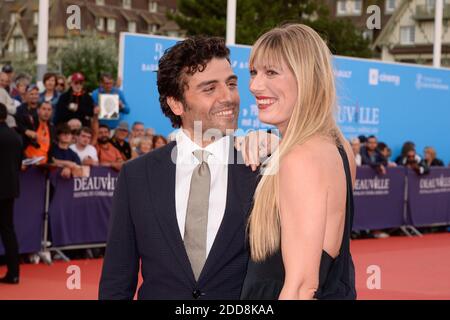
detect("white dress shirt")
(175, 129), (230, 256)
(70, 144), (99, 162)
(355, 153), (362, 167)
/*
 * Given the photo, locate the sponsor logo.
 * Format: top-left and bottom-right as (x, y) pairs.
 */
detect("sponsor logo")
(73, 173), (118, 198)
(334, 69), (353, 79)
(369, 68), (400, 86)
(416, 73), (449, 91)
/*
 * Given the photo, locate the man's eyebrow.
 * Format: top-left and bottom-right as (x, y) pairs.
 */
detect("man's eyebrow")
(196, 80), (218, 89)
(196, 75), (238, 89)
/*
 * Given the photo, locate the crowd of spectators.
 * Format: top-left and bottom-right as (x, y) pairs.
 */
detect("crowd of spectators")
(0, 64), (168, 180)
(0, 64), (171, 263)
(349, 134), (448, 239)
(349, 135), (446, 175)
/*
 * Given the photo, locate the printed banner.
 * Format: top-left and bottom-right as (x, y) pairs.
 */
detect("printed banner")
(407, 167), (450, 226)
(353, 166), (406, 230)
(48, 166), (118, 247)
(0, 167), (45, 255)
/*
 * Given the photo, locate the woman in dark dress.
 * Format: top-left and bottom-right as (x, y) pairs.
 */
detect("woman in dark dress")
(240, 24), (357, 300)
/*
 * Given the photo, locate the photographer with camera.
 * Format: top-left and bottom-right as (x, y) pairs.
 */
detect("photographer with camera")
(401, 148), (430, 175)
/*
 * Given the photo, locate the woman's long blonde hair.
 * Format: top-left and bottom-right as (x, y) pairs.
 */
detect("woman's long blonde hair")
(248, 24), (345, 261)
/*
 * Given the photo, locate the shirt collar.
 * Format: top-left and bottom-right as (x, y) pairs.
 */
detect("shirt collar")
(176, 128), (230, 165)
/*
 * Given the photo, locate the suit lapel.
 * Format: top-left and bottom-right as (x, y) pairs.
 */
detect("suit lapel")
(146, 142), (196, 284)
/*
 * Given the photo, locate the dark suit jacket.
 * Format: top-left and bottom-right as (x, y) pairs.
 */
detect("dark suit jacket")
(0, 122), (22, 199)
(54, 89), (94, 127)
(14, 103), (38, 151)
(360, 146), (387, 169)
(99, 140), (258, 300)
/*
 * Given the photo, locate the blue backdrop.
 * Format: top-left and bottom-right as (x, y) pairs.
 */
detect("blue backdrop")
(118, 33), (450, 163)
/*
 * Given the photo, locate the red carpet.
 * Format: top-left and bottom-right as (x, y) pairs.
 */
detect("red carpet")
(1, 233), (449, 300)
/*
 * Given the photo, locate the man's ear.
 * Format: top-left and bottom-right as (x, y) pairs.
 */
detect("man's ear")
(166, 97), (184, 116)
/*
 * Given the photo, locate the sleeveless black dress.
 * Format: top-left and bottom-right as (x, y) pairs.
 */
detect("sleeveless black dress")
(240, 145), (357, 300)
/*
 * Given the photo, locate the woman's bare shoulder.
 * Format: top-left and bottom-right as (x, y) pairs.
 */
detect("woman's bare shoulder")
(280, 136), (357, 185)
(283, 136), (338, 163)
(280, 136), (336, 181)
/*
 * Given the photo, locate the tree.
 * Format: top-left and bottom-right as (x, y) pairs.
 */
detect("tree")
(3, 33), (119, 89)
(171, 0), (372, 58)
(58, 33), (118, 92)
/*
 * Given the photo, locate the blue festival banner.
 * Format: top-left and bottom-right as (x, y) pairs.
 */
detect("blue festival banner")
(407, 167), (450, 226)
(353, 166), (406, 231)
(0, 167), (45, 255)
(48, 167), (118, 247)
(118, 33), (450, 164)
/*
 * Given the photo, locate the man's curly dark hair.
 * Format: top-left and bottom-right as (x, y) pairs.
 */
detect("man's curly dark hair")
(157, 36), (230, 128)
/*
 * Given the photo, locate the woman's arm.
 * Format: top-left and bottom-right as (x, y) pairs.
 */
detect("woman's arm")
(278, 146), (328, 300)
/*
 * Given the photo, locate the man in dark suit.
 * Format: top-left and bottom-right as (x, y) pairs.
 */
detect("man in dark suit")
(14, 84), (39, 152)
(0, 102), (22, 284)
(99, 36), (259, 299)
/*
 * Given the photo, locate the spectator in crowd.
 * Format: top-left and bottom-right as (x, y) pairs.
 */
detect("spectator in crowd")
(55, 75), (66, 94)
(91, 73), (130, 128)
(401, 148), (430, 175)
(70, 127), (98, 166)
(0, 102), (22, 284)
(145, 127), (154, 138)
(52, 123), (82, 179)
(0, 72), (17, 128)
(424, 146), (444, 167)
(377, 142), (397, 167)
(1, 64), (14, 93)
(131, 136), (153, 159)
(358, 135), (367, 145)
(0, 71), (9, 90)
(360, 137), (391, 239)
(361, 135), (387, 174)
(23, 102), (55, 165)
(395, 141), (421, 165)
(14, 85), (40, 152)
(110, 121), (132, 160)
(152, 134), (168, 149)
(96, 124), (123, 171)
(54, 72), (97, 127)
(129, 121), (145, 151)
(67, 118), (82, 144)
(131, 121), (145, 139)
(67, 118), (82, 132)
(11, 74), (30, 104)
(350, 137), (362, 166)
(39, 73), (60, 111)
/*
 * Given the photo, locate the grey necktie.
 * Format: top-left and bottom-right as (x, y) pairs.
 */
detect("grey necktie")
(184, 149), (211, 281)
